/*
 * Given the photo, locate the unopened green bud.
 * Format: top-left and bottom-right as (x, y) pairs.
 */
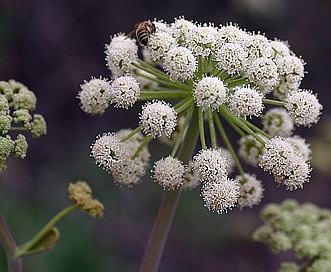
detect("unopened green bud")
(13, 134), (28, 159)
(13, 109), (32, 128)
(12, 87), (37, 111)
(31, 114), (47, 138)
(0, 114), (12, 134)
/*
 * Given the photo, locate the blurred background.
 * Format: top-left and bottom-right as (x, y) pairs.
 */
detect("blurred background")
(0, 0), (330, 271)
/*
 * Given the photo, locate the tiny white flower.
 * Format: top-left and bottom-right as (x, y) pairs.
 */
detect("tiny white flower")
(78, 77), (111, 115)
(262, 108), (294, 136)
(110, 75), (140, 108)
(105, 34), (138, 77)
(153, 156), (187, 190)
(285, 89), (322, 127)
(246, 57), (279, 91)
(201, 177), (240, 214)
(192, 148), (230, 182)
(140, 100), (177, 138)
(214, 42), (249, 75)
(236, 173), (264, 209)
(228, 86), (264, 118)
(193, 76), (227, 111)
(163, 46), (197, 81)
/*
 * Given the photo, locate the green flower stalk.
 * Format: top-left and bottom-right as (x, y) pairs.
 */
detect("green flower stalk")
(253, 199), (331, 272)
(77, 17), (322, 270)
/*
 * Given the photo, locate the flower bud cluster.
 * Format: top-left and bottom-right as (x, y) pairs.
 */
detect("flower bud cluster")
(0, 80), (47, 172)
(253, 199), (331, 271)
(80, 17), (323, 214)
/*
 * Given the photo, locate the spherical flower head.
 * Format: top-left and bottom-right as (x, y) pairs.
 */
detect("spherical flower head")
(13, 134), (28, 159)
(152, 156), (187, 190)
(274, 155), (311, 190)
(259, 137), (300, 177)
(228, 86), (264, 118)
(13, 109), (32, 128)
(262, 108), (294, 137)
(110, 75), (140, 109)
(116, 128), (150, 177)
(238, 134), (265, 166)
(246, 57), (279, 91)
(68, 181), (104, 218)
(0, 81), (13, 100)
(182, 161), (200, 190)
(140, 100), (177, 138)
(78, 77), (112, 115)
(171, 17), (197, 44)
(163, 46), (197, 81)
(269, 40), (291, 60)
(216, 24), (249, 47)
(111, 157), (144, 186)
(0, 95), (9, 114)
(0, 135), (14, 161)
(90, 132), (127, 172)
(185, 24), (218, 57)
(273, 55), (305, 100)
(192, 148), (230, 182)
(0, 115), (12, 134)
(12, 86), (37, 111)
(105, 34), (138, 77)
(201, 177), (240, 214)
(31, 114), (47, 138)
(285, 89), (322, 127)
(287, 135), (311, 161)
(245, 34), (273, 59)
(214, 42), (248, 75)
(236, 173), (264, 209)
(193, 76), (227, 111)
(147, 32), (176, 61)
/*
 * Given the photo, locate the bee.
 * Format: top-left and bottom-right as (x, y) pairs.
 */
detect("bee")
(127, 21), (156, 46)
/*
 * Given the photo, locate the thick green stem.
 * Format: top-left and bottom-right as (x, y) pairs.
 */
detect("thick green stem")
(0, 212), (22, 272)
(139, 108), (199, 272)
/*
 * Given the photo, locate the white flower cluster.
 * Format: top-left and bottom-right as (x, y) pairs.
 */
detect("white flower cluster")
(80, 17), (323, 215)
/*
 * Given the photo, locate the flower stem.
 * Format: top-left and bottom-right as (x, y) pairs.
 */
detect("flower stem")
(0, 212), (22, 272)
(139, 108), (200, 272)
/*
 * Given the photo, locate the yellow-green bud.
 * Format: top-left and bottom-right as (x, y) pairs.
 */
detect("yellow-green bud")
(31, 114), (47, 138)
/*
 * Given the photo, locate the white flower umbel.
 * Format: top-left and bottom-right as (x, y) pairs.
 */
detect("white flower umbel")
(192, 148), (230, 182)
(193, 76), (227, 111)
(105, 34), (138, 77)
(216, 24), (249, 47)
(153, 156), (186, 190)
(163, 46), (197, 81)
(201, 177), (240, 214)
(228, 86), (264, 118)
(110, 75), (140, 108)
(285, 89), (323, 127)
(246, 57), (279, 91)
(78, 77), (112, 115)
(269, 40), (291, 60)
(262, 108), (294, 137)
(140, 100), (177, 138)
(245, 34), (274, 60)
(236, 173), (264, 209)
(214, 42), (248, 75)
(171, 17), (197, 44)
